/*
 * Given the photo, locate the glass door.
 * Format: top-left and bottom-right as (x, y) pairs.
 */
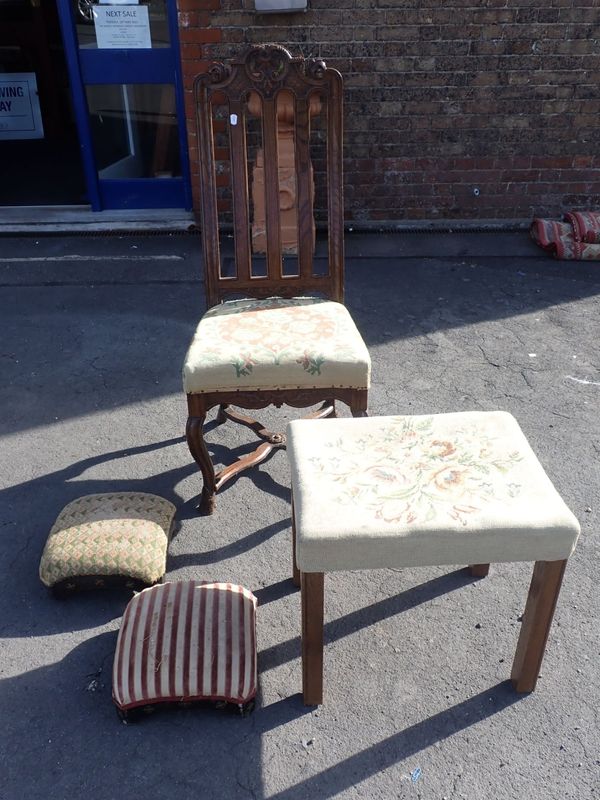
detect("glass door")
(56, 0), (191, 210)
(0, 0), (86, 205)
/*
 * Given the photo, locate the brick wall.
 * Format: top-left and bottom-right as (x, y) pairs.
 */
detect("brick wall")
(177, 0), (600, 224)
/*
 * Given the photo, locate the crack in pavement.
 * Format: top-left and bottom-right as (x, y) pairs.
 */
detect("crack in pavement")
(477, 344), (502, 369)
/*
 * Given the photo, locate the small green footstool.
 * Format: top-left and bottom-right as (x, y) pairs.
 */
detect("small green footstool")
(39, 492), (176, 596)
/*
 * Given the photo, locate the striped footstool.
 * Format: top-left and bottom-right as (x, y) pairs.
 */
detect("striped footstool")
(112, 581), (258, 720)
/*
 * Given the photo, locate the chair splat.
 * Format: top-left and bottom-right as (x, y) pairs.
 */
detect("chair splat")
(194, 44), (345, 307)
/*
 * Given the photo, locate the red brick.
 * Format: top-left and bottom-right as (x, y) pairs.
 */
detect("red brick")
(179, 27), (222, 43)
(177, 0), (220, 9)
(177, 1), (600, 222)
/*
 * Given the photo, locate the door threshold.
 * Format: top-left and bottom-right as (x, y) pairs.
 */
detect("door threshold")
(0, 205), (196, 234)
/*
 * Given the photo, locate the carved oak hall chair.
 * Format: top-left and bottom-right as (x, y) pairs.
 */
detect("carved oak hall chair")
(183, 45), (370, 513)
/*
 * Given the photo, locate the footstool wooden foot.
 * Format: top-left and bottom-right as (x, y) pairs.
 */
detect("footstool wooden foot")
(511, 559), (567, 693)
(301, 572), (324, 706)
(469, 563), (490, 578)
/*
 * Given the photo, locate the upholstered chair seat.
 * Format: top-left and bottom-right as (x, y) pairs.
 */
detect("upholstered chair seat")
(183, 297), (370, 394)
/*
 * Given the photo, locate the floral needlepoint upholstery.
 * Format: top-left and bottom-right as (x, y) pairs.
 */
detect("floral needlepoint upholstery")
(112, 581), (258, 716)
(287, 411), (581, 572)
(39, 493), (176, 591)
(182, 297), (371, 394)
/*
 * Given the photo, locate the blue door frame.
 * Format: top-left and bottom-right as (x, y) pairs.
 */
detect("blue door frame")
(56, 0), (192, 211)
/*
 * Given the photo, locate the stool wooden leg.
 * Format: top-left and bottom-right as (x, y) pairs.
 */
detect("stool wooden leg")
(511, 559), (567, 693)
(301, 571), (324, 706)
(469, 563), (490, 577)
(291, 499), (300, 588)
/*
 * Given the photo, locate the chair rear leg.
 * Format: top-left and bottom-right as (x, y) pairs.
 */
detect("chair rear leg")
(307, 401), (336, 420)
(216, 404), (229, 425)
(350, 389), (369, 419)
(186, 413), (217, 514)
(301, 571), (324, 705)
(469, 564), (490, 577)
(511, 559), (567, 693)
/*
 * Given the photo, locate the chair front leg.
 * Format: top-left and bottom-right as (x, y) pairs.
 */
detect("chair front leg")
(511, 559), (567, 693)
(185, 412), (217, 514)
(301, 571), (325, 705)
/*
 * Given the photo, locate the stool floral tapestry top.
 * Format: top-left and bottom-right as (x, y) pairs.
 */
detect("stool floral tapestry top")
(309, 416), (524, 527)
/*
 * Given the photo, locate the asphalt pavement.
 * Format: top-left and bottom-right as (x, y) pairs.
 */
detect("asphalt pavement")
(0, 230), (598, 800)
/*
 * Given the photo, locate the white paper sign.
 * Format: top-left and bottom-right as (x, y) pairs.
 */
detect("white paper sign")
(93, 5), (151, 49)
(0, 72), (44, 140)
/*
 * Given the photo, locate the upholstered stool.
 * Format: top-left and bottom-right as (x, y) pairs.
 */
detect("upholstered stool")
(287, 412), (581, 705)
(112, 581), (258, 720)
(39, 493), (176, 595)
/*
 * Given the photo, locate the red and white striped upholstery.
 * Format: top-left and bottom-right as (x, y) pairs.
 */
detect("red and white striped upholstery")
(112, 581), (257, 712)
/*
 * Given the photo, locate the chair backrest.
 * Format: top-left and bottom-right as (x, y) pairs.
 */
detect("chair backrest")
(194, 44), (345, 308)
